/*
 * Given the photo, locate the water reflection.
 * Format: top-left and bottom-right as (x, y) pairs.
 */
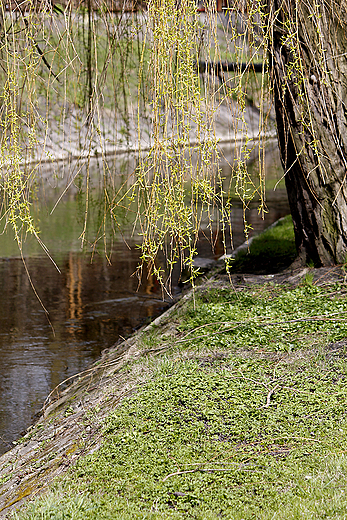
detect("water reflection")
(0, 142), (290, 455)
(0, 248), (168, 454)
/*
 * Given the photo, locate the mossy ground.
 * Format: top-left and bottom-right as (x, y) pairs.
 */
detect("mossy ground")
(229, 215), (297, 274)
(12, 264), (347, 519)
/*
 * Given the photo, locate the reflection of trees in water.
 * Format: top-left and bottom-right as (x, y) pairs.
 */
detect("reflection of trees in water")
(67, 252), (83, 335)
(0, 248), (168, 455)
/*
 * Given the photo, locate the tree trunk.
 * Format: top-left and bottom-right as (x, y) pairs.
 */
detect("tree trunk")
(268, 0), (347, 265)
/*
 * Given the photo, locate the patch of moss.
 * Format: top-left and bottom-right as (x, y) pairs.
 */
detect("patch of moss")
(230, 215), (297, 273)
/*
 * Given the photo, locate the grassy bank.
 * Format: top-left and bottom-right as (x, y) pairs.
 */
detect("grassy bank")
(228, 215), (297, 274)
(10, 261), (347, 519)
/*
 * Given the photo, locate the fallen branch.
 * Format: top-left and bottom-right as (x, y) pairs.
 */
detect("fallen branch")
(162, 466), (246, 482)
(175, 310), (347, 344)
(264, 384), (280, 408)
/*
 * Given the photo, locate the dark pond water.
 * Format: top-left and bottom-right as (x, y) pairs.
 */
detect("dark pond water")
(0, 142), (290, 454)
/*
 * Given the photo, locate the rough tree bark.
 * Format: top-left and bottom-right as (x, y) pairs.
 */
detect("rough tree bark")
(268, 0), (347, 265)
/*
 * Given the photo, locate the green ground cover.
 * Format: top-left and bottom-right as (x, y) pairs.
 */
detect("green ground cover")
(12, 266), (347, 519)
(229, 215), (297, 273)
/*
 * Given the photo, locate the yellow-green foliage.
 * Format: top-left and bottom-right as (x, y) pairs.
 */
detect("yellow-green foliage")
(0, 0), (282, 283)
(0, 12), (38, 248)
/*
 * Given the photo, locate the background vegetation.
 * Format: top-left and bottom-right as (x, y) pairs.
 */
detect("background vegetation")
(0, 0), (273, 287)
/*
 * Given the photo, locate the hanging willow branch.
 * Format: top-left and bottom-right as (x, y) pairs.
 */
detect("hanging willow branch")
(0, 0), (275, 286)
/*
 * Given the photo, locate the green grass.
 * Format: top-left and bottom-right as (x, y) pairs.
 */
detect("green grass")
(229, 215), (297, 273)
(12, 277), (347, 519)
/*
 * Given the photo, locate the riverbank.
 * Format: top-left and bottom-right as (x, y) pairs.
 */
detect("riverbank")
(2, 243), (347, 518)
